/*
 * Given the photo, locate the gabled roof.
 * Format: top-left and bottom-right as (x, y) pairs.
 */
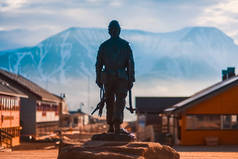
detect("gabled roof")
(0, 69), (59, 102)
(69, 110), (87, 115)
(136, 97), (188, 114)
(165, 76), (238, 113)
(0, 79), (27, 98)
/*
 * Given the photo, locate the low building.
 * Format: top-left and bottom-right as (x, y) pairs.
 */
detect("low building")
(68, 110), (89, 128)
(0, 69), (63, 140)
(165, 67), (238, 145)
(0, 78), (27, 147)
(136, 97), (187, 143)
(53, 93), (69, 128)
(62, 109), (107, 133)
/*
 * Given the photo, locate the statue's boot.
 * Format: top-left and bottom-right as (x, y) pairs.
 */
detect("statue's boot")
(114, 122), (121, 134)
(119, 128), (129, 135)
(108, 124), (114, 133)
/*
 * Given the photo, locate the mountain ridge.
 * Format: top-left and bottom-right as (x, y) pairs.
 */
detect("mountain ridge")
(0, 26), (237, 82)
(1, 26), (238, 115)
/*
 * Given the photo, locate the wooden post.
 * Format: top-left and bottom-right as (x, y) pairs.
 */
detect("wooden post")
(167, 115), (170, 133)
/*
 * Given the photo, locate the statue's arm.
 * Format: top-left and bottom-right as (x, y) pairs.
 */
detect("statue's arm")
(95, 45), (104, 84)
(128, 44), (135, 82)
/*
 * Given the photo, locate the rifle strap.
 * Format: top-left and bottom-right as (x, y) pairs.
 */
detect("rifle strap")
(129, 89), (132, 109)
(100, 86), (104, 100)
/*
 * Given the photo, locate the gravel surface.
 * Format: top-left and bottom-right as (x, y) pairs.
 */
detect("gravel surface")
(0, 142), (58, 159)
(175, 145), (238, 159)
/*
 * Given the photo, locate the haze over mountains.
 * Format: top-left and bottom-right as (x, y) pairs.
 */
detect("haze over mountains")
(0, 26), (238, 119)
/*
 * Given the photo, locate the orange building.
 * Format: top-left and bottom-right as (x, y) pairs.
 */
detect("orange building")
(0, 69), (64, 140)
(165, 67), (238, 145)
(0, 79), (27, 147)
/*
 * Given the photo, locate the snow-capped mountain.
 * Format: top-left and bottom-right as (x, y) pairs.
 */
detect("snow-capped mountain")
(0, 26), (238, 118)
(1, 26), (237, 82)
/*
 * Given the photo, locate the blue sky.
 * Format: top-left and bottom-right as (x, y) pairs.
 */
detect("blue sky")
(0, 0), (238, 43)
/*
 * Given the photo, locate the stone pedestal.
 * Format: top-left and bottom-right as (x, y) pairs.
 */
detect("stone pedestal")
(92, 132), (136, 142)
(58, 140), (180, 159)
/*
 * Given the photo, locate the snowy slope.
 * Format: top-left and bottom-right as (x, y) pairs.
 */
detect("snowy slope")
(1, 26), (237, 82)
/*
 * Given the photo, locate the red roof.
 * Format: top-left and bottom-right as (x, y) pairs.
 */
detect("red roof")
(0, 78), (27, 97)
(0, 69), (59, 102)
(165, 76), (238, 113)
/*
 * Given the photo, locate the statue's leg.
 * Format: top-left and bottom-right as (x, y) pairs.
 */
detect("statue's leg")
(105, 81), (116, 132)
(113, 79), (128, 132)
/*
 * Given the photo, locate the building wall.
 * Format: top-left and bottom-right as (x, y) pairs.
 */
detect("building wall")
(21, 99), (61, 139)
(69, 113), (90, 128)
(35, 121), (59, 138)
(35, 101), (60, 138)
(36, 111), (59, 122)
(0, 95), (21, 146)
(20, 97), (36, 136)
(36, 101), (59, 123)
(181, 84), (238, 145)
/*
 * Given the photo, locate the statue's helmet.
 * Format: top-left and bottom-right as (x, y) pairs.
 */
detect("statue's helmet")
(108, 20), (121, 37)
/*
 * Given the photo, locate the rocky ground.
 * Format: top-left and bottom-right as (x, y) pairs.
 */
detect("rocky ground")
(58, 140), (179, 159)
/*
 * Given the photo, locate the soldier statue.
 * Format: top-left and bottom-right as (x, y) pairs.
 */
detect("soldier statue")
(95, 20), (135, 134)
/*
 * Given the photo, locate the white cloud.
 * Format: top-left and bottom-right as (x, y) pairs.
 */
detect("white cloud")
(1, 0), (238, 42)
(0, 0), (27, 12)
(195, 0), (238, 41)
(109, 0), (122, 7)
(197, 0), (238, 25)
(198, 14), (237, 25)
(63, 8), (106, 27)
(0, 0), (207, 33)
(216, 0), (238, 14)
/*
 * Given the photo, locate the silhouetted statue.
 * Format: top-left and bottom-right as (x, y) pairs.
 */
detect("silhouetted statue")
(95, 20), (135, 133)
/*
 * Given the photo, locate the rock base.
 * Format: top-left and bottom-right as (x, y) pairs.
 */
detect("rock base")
(58, 140), (180, 159)
(92, 132), (136, 142)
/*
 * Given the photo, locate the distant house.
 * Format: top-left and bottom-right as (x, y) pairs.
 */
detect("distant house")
(0, 78), (27, 147)
(53, 93), (69, 128)
(0, 69), (64, 140)
(165, 67), (238, 145)
(136, 97), (187, 143)
(68, 110), (90, 128)
(64, 109), (108, 133)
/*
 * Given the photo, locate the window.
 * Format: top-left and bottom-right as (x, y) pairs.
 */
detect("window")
(3, 98), (5, 110)
(42, 111), (46, 116)
(186, 115), (221, 130)
(6, 98), (10, 110)
(187, 114), (238, 130)
(15, 100), (18, 107)
(10, 99), (13, 110)
(74, 118), (78, 124)
(0, 96), (2, 110)
(222, 115), (238, 129)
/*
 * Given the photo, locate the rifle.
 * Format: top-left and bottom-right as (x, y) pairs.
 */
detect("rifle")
(126, 89), (136, 113)
(91, 87), (106, 117)
(126, 59), (136, 114)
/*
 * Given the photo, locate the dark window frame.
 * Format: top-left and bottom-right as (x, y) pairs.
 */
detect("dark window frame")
(186, 114), (238, 130)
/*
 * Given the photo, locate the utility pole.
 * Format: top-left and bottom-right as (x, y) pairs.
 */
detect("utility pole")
(88, 75), (90, 108)
(80, 102), (84, 112)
